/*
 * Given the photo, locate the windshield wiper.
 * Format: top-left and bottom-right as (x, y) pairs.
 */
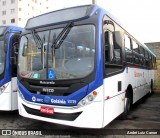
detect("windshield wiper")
(51, 22), (74, 68)
(42, 35), (46, 68)
(52, 22), (74, 49)
(31, 30), (43, 49)
(51, 33), (56, 66)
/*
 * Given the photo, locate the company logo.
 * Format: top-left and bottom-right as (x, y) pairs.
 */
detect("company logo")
(42, 88), (54, 93)
(40, 81), (55, 84)
(51, 99), (66, 104)
(44, 96), (50, 103)
(32, 96), (36, 102)
(36, 98), (43, 102)
(134, 71), (142, 77)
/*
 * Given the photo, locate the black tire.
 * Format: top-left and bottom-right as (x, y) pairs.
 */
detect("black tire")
(149, 80), (154, 96)
(151, 80), (153, 92)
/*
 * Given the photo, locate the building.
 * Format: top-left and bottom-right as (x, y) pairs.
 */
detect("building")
(145, 42), (160, 60)
(0, 0), (50, 27)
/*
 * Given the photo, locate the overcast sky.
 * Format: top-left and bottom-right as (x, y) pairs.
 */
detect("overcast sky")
(48, 0), (160, 43)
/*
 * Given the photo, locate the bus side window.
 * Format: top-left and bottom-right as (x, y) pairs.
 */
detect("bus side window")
(113, 49), (121, 64)
(125, 35), (132, 63)
(139, 45), (145, 65)
(144, 50), (149, 67)
(132, 40), (139, 64)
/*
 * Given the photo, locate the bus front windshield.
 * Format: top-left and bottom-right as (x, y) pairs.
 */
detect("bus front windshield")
(0, 41), (5, 75)
(18, 25), (95, 80)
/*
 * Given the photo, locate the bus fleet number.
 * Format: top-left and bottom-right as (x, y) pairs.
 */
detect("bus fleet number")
(68, 100), (76, 104)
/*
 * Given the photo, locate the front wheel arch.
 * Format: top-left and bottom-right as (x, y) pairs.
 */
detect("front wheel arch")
(120, 85), (133, 119)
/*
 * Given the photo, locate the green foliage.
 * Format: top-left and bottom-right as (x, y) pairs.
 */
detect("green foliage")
(155, 79), (160, 89)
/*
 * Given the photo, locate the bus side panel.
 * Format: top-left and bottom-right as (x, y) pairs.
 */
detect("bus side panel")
(0, 82), (12, 110)
(103, 72), (125, 127)
(103, 92), (125, 127)
(11, 77), (18, 110)
(133, 68), (145, 102)
(126, 67), (153, 104)
(134, 69), (150, 103)
(143, 69), (150, 95)
(126, 67), (151, 104)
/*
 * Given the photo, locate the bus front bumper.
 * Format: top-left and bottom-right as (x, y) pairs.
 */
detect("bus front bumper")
(18, 93), (104, 128)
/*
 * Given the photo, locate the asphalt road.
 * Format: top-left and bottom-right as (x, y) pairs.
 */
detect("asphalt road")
(0, 92), (160, 138)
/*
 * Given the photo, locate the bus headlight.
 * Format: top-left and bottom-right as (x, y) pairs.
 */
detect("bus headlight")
(81, 100), (86, 106)
(0, 82), (9, 94)
(87, 95), (94, 102)
(77, 91), (97, 107)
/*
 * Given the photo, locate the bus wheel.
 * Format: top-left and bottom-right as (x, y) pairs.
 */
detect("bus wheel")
(121, 97), (131, 119)
(149, 80), (153, 95)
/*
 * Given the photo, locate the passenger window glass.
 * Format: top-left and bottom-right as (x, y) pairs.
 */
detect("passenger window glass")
(145, 50), (148, 58)
(125, 35), (131, 50)
(139, 46), (144, 57)
(132, 41), (139, 53)
(125, 35), (132, 63)
(113, 49), (121, 64)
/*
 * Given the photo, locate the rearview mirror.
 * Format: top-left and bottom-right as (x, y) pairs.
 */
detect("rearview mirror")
(113, 31), (124, 48)
(22, 43), (28, 56)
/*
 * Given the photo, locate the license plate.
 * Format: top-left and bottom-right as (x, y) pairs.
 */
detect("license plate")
(40, 106), (54, 114)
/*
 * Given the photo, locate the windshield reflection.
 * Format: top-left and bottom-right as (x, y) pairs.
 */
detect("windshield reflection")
(18, 25), (95, 80)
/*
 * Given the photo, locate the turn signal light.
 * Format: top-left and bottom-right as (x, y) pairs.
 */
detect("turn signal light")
(93, 91), (97, 96)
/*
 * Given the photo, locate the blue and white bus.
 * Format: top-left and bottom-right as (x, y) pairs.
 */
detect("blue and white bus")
(17, 5), (156, 128)
(0, 26), (22, 111)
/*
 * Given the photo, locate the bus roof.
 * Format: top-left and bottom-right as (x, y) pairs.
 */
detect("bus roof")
(25, 4), (156, 57)
(25, 5), (96, 29)
(0, 26), (22, 36)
